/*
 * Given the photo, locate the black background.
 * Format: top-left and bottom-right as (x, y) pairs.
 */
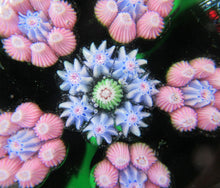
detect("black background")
(0, 0), (220, 188)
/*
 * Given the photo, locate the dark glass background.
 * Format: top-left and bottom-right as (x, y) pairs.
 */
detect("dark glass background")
(0, 0), (220, 188)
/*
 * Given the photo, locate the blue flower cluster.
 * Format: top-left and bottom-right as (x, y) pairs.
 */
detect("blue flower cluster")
(7, 129), (41, 161)
(119, 165), (147, 187)
(117, 0), (148, 21)
(57, 41), (159, 145)
(182, 79), (216, 108)
(18, 11), (52, 42)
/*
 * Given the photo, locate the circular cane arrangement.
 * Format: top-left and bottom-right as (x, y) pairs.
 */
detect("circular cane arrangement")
(0, 0), (219, 188)
(0, 0), (77, 67)
(57, 40), (160, 145)
(92, 142), (171, 188)
(94, 0), (174, 43)
(0, 102), (66, 187)
(156, 57), (220, 132)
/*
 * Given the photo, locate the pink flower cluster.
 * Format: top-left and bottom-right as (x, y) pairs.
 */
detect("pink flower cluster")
(93, 142), (170, 188)
(156, 57), (220, 132)
(94, 0), (174, 43)
(0, 0), (77, 67)
(0, 102), (66, 187)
